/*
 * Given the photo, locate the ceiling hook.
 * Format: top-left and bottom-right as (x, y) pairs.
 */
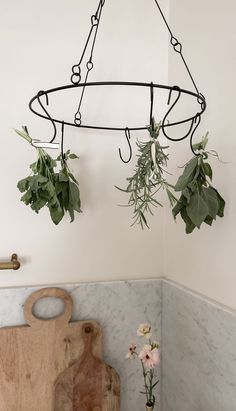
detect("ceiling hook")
(119, 128), (132, 164)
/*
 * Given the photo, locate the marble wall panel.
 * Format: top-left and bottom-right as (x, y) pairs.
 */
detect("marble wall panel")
(162, 280), (236, 411)
(0, 279), (162, 411)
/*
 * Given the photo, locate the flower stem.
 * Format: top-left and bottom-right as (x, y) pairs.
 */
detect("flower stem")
(141, 361), (149, 403)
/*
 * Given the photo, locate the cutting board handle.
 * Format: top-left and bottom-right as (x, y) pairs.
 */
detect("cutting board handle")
(24, 288), (73, 327)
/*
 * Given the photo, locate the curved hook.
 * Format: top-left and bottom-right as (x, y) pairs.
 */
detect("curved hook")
(190, 114), (202, 156)
(61, 121), (65, 163)
(37, 90), (57, 143)
(162, 86), (195, 142)
(149, 82), (154, 130)
(119, 128), (132, 164)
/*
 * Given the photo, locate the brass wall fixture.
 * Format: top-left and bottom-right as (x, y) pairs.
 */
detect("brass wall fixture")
(0, 254), (20, 270)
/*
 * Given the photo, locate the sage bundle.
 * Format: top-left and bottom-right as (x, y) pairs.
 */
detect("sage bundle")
(15, 127), (81, 225)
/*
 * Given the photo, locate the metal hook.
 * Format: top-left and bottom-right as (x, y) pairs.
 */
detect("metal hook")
(190, 114), (202, 156)
(162, 86), (195, 142)
(61, 121), (65, 163)
(36, 90), (57, 144)
(149, 82), (154, 130)
(119, 128), (132, 163)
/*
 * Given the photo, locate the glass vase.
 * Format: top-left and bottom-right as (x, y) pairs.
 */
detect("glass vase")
(146, 403), (154, 411)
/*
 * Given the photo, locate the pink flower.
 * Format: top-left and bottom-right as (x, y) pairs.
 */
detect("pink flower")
(126, 343), (137, 359)
(139, 344), (160, 368)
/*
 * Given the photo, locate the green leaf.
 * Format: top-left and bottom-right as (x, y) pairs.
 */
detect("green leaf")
(151, 381), (159, 389)
(69, 182), (81, 212)
(31, 197), (47, 212)
(202, 187), (219, 220)
(172, 195), (186, 219)
(192, 141), (202, 152)
(186, 191), (209, 228)
(21, 191), (32, 205)
(192, 133), (209, 152)
(69, 153), (79, 159)
(68, 172), (78, 184)
(204, 215), (213, 226)
(175, 157), (198, 191)
(182, 187), (191, 203)
(17, 177), (30, 193)
(14, 127), (32, 144)
(49, 205), (64, 225)
(214, 189), (225, 217)
(42, 181), (55, 198)
(68, 204), (75, 222)
(59, 170), (68, 182)
(180, 208), (196, 234)
(62, 183), (69, 211)
(187, 180), (197, 193)
(166, 187), (177, 207)
(201, 162), (213, 181)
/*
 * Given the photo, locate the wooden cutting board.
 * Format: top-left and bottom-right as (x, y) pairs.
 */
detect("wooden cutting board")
(0, 287), (120, 411)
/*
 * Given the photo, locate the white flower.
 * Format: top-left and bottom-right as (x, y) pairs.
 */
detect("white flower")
(137, 323), (152, 339)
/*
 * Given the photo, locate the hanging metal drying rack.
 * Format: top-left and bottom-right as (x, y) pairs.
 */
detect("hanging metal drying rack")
(28, 0), (206, 159)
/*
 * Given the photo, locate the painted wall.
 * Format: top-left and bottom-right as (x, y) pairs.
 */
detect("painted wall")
(1, 0), (235, 312)
(0, 0), (169, 286)
(165, 0), (236, 309)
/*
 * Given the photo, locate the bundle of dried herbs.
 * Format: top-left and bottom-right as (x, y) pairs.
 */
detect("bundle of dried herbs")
(116, 122), (176, 228)
(15, 126), (81, 225)
(172, 133), (225, 233)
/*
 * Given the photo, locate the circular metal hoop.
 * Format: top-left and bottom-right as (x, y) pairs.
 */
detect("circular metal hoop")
(29, 81), (206, 132)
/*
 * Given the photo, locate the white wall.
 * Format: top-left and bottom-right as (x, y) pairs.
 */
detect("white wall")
(0, 0), (169, 287)
(1, 0), (235, 312)
(165, 0), (236, 309)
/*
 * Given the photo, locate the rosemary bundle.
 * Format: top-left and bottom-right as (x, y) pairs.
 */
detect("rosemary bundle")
(116, 122), (176, 228)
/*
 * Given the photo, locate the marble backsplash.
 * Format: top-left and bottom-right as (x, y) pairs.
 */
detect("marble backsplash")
(0, 278), (236, 410)
(0, 280), (162, 411)
(161, 280), (236, 411)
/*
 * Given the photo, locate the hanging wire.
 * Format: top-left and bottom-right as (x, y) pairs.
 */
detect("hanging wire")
(119, 128), (132, 163)
(153, 0), (200, 97)
(72, 0), (106, 125)
(71, 0), (105, 84)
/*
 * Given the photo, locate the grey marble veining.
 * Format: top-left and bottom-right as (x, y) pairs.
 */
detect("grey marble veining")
(0, 279), (162, 411)
(161, 280), (236, 411)
(1, 278), (236, 411)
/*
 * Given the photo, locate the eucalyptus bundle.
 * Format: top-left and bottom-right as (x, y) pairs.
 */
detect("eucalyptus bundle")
(15, 127), (81, 225)
(116, 122), (176, 228)
(172, 134), (225, 233)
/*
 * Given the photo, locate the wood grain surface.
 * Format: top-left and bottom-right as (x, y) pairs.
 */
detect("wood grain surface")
(0, 288), (119, 411)
(54, 323), (120, 411)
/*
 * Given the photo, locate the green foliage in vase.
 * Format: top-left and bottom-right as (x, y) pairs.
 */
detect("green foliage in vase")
(116, 121), (176, 228)
(172, 133), (225, 233)
(15, 126), (81, 225)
